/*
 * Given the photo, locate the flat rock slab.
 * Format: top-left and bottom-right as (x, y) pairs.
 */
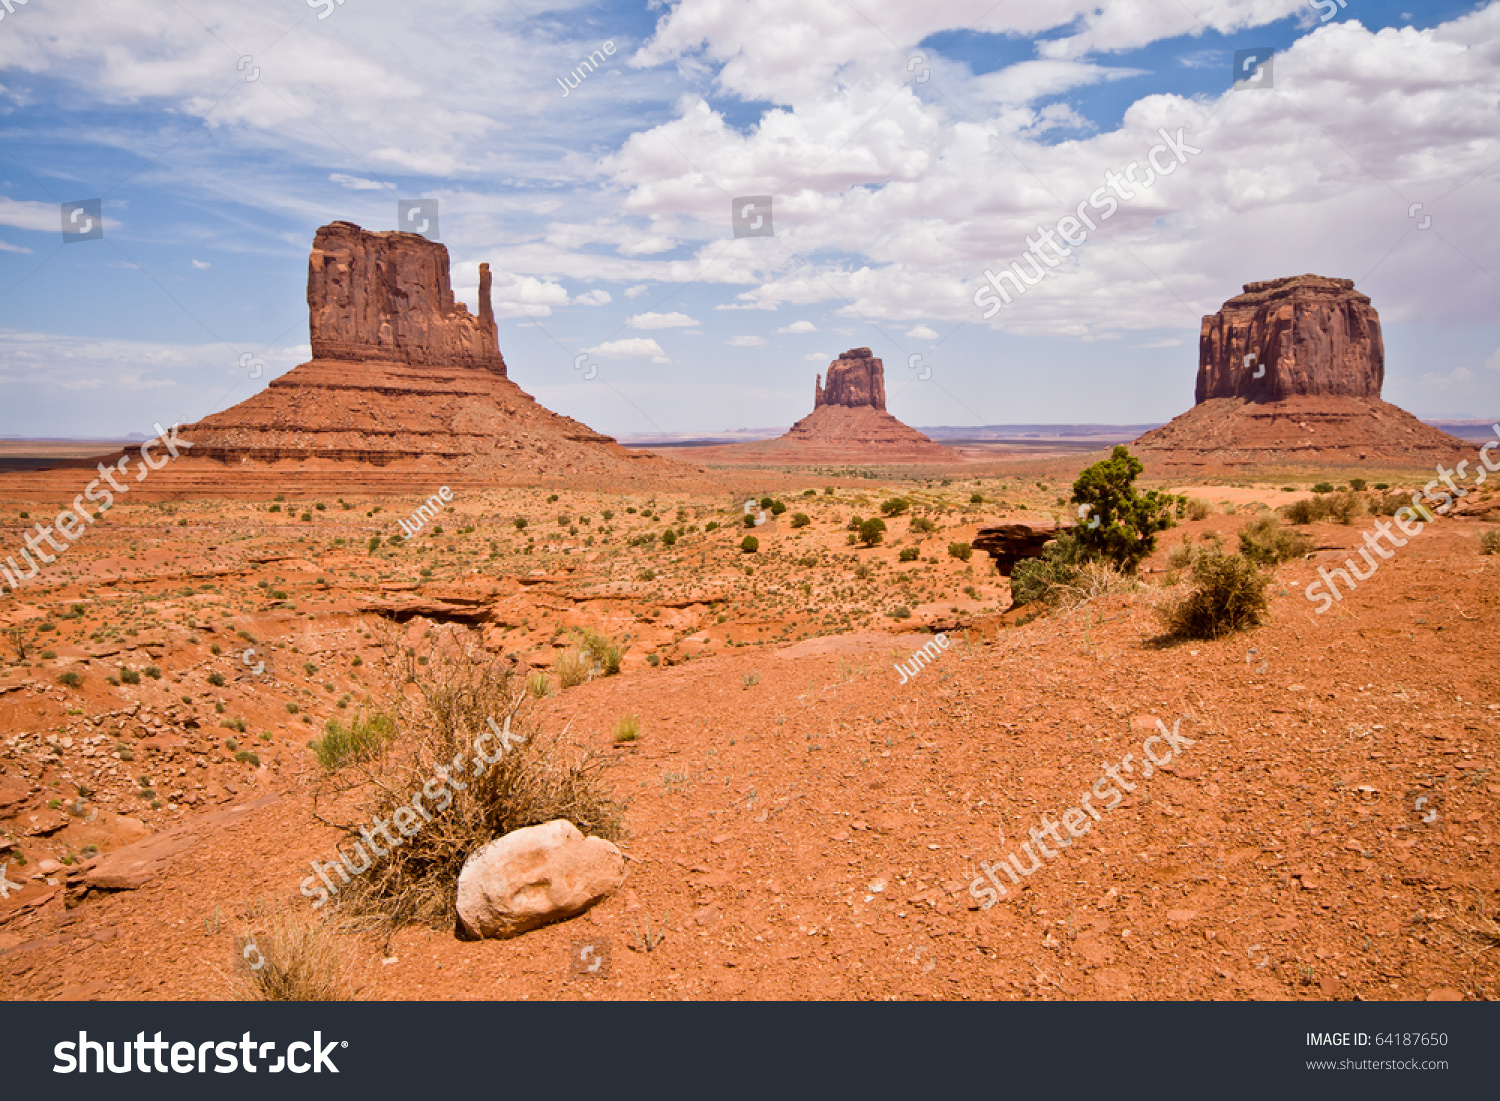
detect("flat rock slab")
(68, 795), (279, 895)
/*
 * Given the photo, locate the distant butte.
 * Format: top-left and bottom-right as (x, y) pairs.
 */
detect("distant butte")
(700, 348), (962, 464)
(1134, 274), (1467, 467)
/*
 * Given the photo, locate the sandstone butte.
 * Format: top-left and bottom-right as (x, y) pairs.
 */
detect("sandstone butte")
(1133, 274), (1468, 468)
(695, 348), (963, 464)
(43, 221), (702, 499)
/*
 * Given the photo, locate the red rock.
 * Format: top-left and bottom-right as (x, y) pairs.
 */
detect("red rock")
(971, 520), (1063, 576)
(700, 349), (961, 463)
(1196, 275), (1382, 403)
(1135, 274), (1467, 467)
(63, 221), (701, 495)
(308, 222), (507, 373)
(815, 347), (887, 410)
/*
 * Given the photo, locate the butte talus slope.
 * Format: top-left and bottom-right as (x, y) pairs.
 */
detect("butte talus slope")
(170, 221), (690, 492)
(704, 348), (962, 463)
(1134, 274), (1467, 469)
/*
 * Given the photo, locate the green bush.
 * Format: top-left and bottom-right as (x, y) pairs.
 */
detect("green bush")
(1312, 482), (1334, 494)
(770, 500), (787, 516)
(311, 713), (397, 771)
(910, 516), (937, 534)
(741, 535), (759, 553)
(1281, 497), (1322, 525)
(743, 513), (758, 528)
(898, 546), (920, 562)
(1069, 446), (1176, 572)
(119, 667), (141, 685)
(1160, 547), (1269, 640)
(662, 529), (677, 547)
(58, 671), (83, 688)
(705, 521), (719, 532)
(1009, 533), (1085, 607)
(1325, 491), (1366, 525)
(1237, 516), (1314, 565)
(880, 497), (910, 516)
(947, 541), (972, 561)
(790, 512), (810, 528)
(1350, 478), (1367, 492)
(969, 492), (983, 504)
(858, 518), (887, 546)
(887, 605), (912, 619)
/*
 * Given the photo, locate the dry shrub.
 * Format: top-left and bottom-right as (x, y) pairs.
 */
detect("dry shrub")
(553, 647), (592, 688)
(1237, 515), (1314, 565)
(1324, 490), (1366, 525)
(1157, 546), (1269, 639)
(1051, 559), (1137, 609)
(1184, 497), (1212, 521)
(231, 910), (354, 1002)
(1281, 496), (1321, 525)
(1282, 491), (1368, 526)
(331, 632), (624, 934)
(1480, 529), (1500, 556)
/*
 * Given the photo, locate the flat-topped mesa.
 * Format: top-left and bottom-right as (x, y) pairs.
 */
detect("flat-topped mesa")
(814, 347), (887, 411)
(1196, 274), (1382, 404)
(307, 220), (507, 374)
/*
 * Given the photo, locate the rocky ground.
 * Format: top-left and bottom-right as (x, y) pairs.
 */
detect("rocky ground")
(1, 464), (1497, 1001)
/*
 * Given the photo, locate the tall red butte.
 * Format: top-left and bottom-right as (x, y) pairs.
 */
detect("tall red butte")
(137, 221), (692, 495)
(1133, 274), (1466, 468)
(700, 348), (961, 464)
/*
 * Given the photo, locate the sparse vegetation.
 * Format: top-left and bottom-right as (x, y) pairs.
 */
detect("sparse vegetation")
(1238, 515), (1315, 565)
(614, 714), (641, 743)
(1159, 545), (1269, 639)
(230, 912), (353, 1002)
(311, 712), (396, 771)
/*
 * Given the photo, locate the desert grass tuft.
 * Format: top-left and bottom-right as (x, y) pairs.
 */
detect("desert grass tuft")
(230, 911), (354, 1002)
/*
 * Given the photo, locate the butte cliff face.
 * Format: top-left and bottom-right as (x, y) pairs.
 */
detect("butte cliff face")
(814, 347), (887, 411)
(307, 221), (507, 372)
(1195, 275), (1383, 404)
(1135, 275), (1464, 468)
(165, 222), (690, 492)
(701, 348), (960, 464)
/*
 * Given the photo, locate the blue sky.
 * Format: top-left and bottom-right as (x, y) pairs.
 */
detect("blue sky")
(0, 0), (1496, 439)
